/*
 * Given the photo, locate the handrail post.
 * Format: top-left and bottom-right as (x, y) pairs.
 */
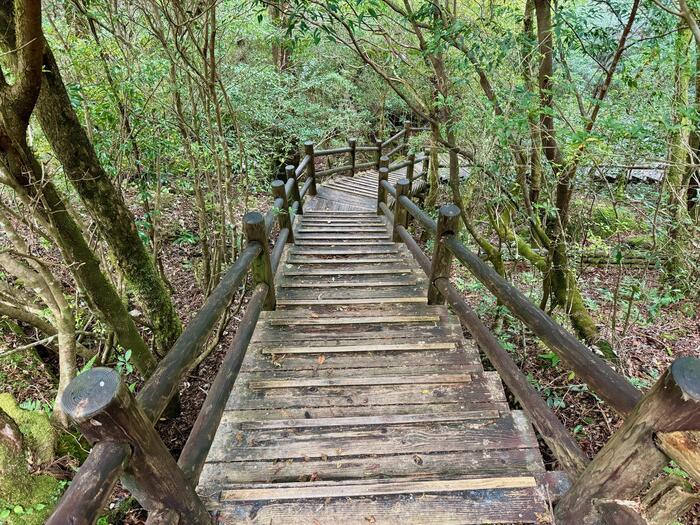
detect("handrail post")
(422, 148), (429, 178)
(393, 178), (410, 242)
(286, 164), (303, 215)
(406, 153), (415, 191)
(348, 138), (357, 176)
(403, 120), (411, 153)
(555, 356), (700, 523)
(304, 141), (317, 196)
(59, 368), (212, 525)
(377, 167), (389, 215)
(428, 204), (460, 304)
(272, 179), (294, 243)
(379, 155), (389, 170)
(375, 139), (383, 169)
(244, 211), (276, 310)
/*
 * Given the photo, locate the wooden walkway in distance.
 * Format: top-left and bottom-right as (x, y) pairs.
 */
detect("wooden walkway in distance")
(197, 172), (556, 523)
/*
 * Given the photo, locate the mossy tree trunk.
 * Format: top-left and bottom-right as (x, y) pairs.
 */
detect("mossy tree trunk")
(0, 0), (157, 377)
(664, 26), (694, 283)
(0, 3), (182, 356)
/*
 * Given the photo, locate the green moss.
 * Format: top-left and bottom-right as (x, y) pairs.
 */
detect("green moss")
(590, 204), (638, 238)
(0, 395), (61, 525)
(0, 394), (54, 464)
(625, 234), (654, 249)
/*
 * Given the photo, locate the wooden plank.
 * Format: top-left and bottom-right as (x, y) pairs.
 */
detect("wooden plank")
(294, 241), (396, 246)
(286, 257), (405, 264)
(260, 342), (456, 354)
(278, 297), (428, 305)
(219, 401), (495, 423)
(290, 247), (400, 255)
(212, 488), (548, 524)
(250, 322), (462, 344)
(267, 314), (439, 325)
(208, 413), (534, 461)
(226, 375), (507, 411)
(198, 447), (543, 487)
(278, 281), (418, 288)
(234, 409), (493, 429)
(247, 373), (473, 389)
(240, 348), (480, 373)
(294, 234), (390, 240)
(282, 269), (412, 276)
(220, 477), (537, 502)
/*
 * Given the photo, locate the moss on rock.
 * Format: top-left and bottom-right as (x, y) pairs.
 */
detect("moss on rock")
(0, 394), (61, 525)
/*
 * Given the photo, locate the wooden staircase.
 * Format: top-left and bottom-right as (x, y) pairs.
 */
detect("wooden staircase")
(197, 175), (555, 523)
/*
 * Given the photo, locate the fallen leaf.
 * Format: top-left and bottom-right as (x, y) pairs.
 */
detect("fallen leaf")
(317, 354), (326, 365)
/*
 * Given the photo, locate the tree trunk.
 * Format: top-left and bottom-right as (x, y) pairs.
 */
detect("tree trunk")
(0, 6), (181, 355)
(665, 26), (694, 282)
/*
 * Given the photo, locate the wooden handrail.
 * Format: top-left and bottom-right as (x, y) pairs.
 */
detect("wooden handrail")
(383, 177), (699, 522)
(395, 220), (589, 477)
(315, 146), (352, 156)
(381, 128), (405, 148)
(396, 192), (641, 415)
(49, 154), (314, 523)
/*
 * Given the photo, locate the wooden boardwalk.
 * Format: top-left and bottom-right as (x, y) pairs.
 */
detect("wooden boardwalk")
(197, 173), (555, 523)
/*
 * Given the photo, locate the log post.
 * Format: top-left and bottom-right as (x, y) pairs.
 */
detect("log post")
(422, 148), (429, 178)
(377, 167), (389, 215)
(555, 356), (700, 524)
(286, 165), (303, 215)
(393, 178), (410, 242)
(406, 153), (416, 191)
(428, 204), (460, 304)
(403, 120), (411, 153)
(59, 368), (212, 524)
(375, 139), (383, 169)
(244, 212), (276, 310)
(348, 138), (357, 176)
(272, 179), (294, 244)
(379, 155), (389, 170)
(304, 141), (317, 196)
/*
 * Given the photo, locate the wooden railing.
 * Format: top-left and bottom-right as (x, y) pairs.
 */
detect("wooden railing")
(48, 122), (428, 524)
(376, 170), (700, 523)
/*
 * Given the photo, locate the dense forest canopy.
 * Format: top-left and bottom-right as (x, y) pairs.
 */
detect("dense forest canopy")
(0, 0), (698, 521)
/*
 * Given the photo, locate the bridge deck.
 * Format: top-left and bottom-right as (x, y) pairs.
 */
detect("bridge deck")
(197, 173), (555, 523)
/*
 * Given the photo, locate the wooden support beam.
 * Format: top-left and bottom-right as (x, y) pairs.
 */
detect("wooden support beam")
(272, 180), (294, 243)
(406, 153), (416, 189)
(377, 167), (389, 215)
(285, 165), (303, 215)
(375, 139), (383, 169)
(304, 141), (317, 196)
(244, 212), (276, 310)
(403, 120), (411, 152)
(393, 178), (409, 242)
(348, 138), (357, 176)
(555, 356), (700, 524)
(59, 368), (212, 524)
(428, 205), (460, 305)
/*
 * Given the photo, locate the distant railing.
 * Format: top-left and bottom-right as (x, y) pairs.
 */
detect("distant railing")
(376, 169), (700, 524)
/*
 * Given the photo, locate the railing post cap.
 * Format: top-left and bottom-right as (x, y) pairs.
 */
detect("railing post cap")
(670, 356), (700, 400)
(439, 204), (461, 219)
(271, 179), (285, 189)
(397, 177), (410, 186)
(60, 367), (122, 421)
(285, 164), (295, 173)
(348, 138), (357, 144)
(243, 210), (264, 226)
(379, 167), (389, 175)
(380, 155), (390, 162)
(404, 120), (411, 126)
(304, 140), (314, 147)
